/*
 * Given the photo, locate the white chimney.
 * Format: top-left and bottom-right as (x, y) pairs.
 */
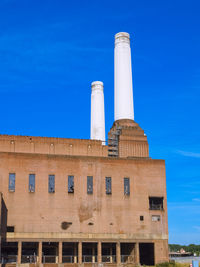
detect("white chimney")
(90, 81), (105, 144)
(114, 32), (134, 121)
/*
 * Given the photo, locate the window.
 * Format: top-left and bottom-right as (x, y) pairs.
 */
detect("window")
(140, 216), (144, 221)
(9, 173), (15, 192)
(48, 175), (55, 193)
(105, 177), (112, 194)
(29, 174), (35, 192)
(7, 226), (15, 232)
(124, 178), (130, 195)
(152, 215), (160, 222)
(87, 176), (93, 194)
(149, 197), (164, 210)
(68, 175), (74, 193)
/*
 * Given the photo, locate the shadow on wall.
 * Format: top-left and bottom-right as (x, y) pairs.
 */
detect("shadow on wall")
(1, 194), (8, 241)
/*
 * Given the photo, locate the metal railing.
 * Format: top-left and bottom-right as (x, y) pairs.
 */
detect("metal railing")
(102, 255), (116, 263)
(1, 255), (17, 263)
(82, 255), (97, 263)
(62, 255), (78, 263)
(42, 255), (57, 263)
(150, 203), (163, 210)
(22, 255), (37, 263)
(121, 255), (134, 263)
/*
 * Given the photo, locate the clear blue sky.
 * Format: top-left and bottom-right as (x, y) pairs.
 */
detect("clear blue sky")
(0, 0), (199, 245)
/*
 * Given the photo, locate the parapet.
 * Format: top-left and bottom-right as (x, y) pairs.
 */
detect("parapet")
(0, 123), (149, 159)
(0, 135), (108, 157)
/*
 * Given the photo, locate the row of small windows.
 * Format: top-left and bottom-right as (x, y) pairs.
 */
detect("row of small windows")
(8, 173), (130, 195)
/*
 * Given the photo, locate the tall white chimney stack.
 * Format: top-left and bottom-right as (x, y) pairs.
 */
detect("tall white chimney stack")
(90, 81), (105, 143)
(114, 32), (134, 121)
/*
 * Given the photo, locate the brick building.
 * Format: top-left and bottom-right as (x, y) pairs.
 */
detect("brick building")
(0, 32), (168, 266)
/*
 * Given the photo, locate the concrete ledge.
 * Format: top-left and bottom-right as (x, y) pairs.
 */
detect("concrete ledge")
(7, 232), (168, 241)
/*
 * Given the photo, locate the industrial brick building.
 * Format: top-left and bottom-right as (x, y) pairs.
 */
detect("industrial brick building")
(0, 32), (168, 266)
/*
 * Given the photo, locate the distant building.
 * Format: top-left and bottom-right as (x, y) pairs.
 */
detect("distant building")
(0, 32), (168, 266)
(180, 248), (186, 254)
(169, 249), (193, 258)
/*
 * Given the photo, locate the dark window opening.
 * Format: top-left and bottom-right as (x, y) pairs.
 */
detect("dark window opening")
(140, 216), (144, 221)
(106, 177), (112, 194)
(121, 243), (135, 263)
(1, 242), (18, 262)
(82, 242), (97, 262)
(9, 173), (15, 192)
(87, 176), (93, 194)
(149, 197), (163, 210)
(7, 226), (14, 232)
(29, 174), (35, 192)
(21, 242), (38, 263)
(48, 175), (55, 193)
(124, 178), (130, 195)
(68, 175), (74, 193)
(42, 242), (58, 263)
(102, 243), (116, 263)
(62, 242), (78, 263)
(139, 243), (154, 266)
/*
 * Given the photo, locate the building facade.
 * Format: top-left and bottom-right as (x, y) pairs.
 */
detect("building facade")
(0, 32), (168, 266)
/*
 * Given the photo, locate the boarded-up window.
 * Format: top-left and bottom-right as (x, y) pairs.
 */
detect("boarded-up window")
(152, 215), (160, 222)
(124, 177), (130, 195)
(87, 176), (93, 194)
(68, 175), (74, 193)
(106, 177), (112, 194)
(49, 175), (55, 193)
(29, 174), (35, 192)
(9, 173), (15, 192)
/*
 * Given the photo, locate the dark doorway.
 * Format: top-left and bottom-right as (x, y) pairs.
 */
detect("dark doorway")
(139, 243), (154, 266)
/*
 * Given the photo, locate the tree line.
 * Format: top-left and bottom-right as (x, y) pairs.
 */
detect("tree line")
(169, 244), (200, 255)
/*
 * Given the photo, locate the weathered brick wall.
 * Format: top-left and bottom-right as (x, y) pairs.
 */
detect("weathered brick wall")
(155, 239), (169, 263)
(0, 152), (167, 241)
(108, 120), (149, 158)
(0, 135), (108, 158)
(0, 120), (168, 263)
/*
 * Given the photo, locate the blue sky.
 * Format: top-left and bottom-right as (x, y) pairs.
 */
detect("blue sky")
(0, 0), (199, 244)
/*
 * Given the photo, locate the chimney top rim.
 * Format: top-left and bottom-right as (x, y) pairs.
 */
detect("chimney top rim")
(115, 32), (130, 40)
(91, 81), (104, 87)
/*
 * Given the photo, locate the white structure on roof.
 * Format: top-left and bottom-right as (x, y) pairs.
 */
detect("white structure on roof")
(114, 32), (134, 121)
(90, 81), (105, 144)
